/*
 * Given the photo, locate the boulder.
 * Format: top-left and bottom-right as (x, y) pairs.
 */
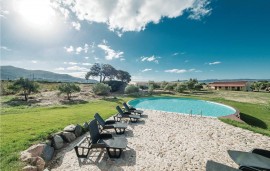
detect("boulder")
(83, 122), (89, 132)
(64, 124), (76, 132)
(20, 144), (46, 162)
(41, 144), (54, 162)
(52, 135), (64, 150)
(22, 165), (38, 171)
(74, 124), (83, 137)
(61, 132), (76, 143)
(36, 156), (45, 171)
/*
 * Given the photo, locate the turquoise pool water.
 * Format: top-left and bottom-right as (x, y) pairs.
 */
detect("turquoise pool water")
(128, 97), (236, 117)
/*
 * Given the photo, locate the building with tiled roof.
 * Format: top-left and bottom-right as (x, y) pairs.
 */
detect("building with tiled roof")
(209, 81), (252, 91)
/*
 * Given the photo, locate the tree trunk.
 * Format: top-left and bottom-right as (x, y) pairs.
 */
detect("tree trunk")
(67, 93), (71, 100)
(24, 93), (28, 101)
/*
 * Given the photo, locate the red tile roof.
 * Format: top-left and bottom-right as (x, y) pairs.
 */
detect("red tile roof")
(209, 81), (248, 87)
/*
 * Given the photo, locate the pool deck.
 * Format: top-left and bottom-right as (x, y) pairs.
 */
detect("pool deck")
(49, 110), (270, 171)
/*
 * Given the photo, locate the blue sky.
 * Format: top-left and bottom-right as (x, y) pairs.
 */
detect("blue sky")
(1, 0), (270, 81)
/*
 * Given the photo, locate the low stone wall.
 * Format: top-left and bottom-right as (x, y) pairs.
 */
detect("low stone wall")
(20, 122), (89, 171)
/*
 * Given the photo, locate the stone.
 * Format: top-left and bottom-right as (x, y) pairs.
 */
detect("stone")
(36, 156), (45, 171)
(61, 132), (76, 143)
(64, 124), (76, 132)
(22, 165), (38, 171)
(45, 140), (52, 146)
(74, 124), (83, 137)
(52, 135), (64, 150)
(41, 144), (54, 162)
(83, 122), (89, 132)
(20, 144), (46, 162)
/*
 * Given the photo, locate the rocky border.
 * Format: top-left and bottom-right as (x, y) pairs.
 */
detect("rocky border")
(20, 122), (89, 171)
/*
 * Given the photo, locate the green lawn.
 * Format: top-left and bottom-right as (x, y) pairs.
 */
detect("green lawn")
(0, 97), (132, 171)
(1, 92), (269, 171)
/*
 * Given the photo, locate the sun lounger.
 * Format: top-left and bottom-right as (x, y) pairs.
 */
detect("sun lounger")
(228, 150), (270, 171)
(123, 102), (143, 116)
(206, 160), (240, 171)
(74, 119), (127, 158)
(94, 113), (128, 134)
(115, 106), (140, 123)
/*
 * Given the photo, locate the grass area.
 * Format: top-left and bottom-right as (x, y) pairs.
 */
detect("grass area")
(0, 97), (132, 171)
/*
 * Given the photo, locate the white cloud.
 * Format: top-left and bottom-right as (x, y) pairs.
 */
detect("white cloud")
(84, 57), (89, 59)
(0, 46), (11, 51)
(76, 47), (83, 54)
(209, 61), (221, 65)
(82, 63), (92, 66)
(0, 10), (9, 18)
(188, 0), (211, 20)
(72, 21), (81, 30)
(141, 55), (159, 64)
(55, 67), (65, 71)
(66, 66), (88, 71)
(64, 46), (74, 53)
(68, 62), (77, 65)
(31, 60), (37, 64)
(164, 68), (197, 73)
(68, 72), (86, 78)
(142, 68), (152, 72)
(94, 57), (99, 60)
(98, 41), (124, 60)
(120, 58), (125, 61)
(172, 52), (179, 56)
(55, 0), (211, 34)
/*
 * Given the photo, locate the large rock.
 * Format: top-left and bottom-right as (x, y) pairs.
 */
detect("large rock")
(36, 156), (45, 171)
(22, 165), (38, 171)
(20, 144), (46, 162)
(83, 122), (89, 132)
(61, 132), (76, 143)
(52, 135), (64, 150)
(64, 124), (76, 132)
(41, 144), (54, 162)
(74, 124), (83, 137)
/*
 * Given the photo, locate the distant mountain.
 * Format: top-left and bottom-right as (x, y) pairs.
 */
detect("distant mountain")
(0, 66), (97, 83)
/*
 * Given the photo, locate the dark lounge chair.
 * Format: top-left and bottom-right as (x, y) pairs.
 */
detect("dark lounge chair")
(228, 150), (270, 171)
(94, 113), (128, 134)
(123, 102), (143, 116)
(74, 119), (127, 158)
(115, 106), (140, 123)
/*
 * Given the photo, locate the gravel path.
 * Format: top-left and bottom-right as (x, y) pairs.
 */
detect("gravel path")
(49, 110), (270, 171)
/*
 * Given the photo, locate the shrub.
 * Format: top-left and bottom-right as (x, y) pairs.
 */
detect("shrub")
(164, 83), (175, 91)
(104, 80), (124, 92)
(59, 83), (81, 100)
(148, 84), (154, 95)
(92, 83), (111, 95)
(174, 83), (187, 93)
(124, 85), (139, 94)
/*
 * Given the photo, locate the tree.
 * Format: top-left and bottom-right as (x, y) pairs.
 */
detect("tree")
(116, 70), (131, 83)
(251, 82), (263, 92)
(174, 83), (187, 93)
(92, 83), (111, 95)
(148, 84), (154, 95)
(124, 85), (139, 94)
(186, 78), (198, 92)
(194, 83), (203, 91)
(160, 81), (168, 89)
(58, 83), (81, 100)
(85, 63), (117, 82)
(9, 78), (39, 101)
(164, 83), (175, 91)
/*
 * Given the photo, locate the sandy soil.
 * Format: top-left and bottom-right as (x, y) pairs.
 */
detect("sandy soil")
(48, 110), (270, 171)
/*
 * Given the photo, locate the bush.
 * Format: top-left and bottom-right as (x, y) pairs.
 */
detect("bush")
(92, 83), (111, 95)
(104, 80), (124, 92)
(174, 83), (187, 93)
(164, 83), (176, 91)
(148, 84), (154, 95)
(59, 83), (81, 100)
(125, 85), (139, 94)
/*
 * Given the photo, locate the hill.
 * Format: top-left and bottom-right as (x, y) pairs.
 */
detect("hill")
(0, 66), (97, 83)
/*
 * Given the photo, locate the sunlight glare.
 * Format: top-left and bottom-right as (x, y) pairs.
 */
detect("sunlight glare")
(15, 0), (55, 29)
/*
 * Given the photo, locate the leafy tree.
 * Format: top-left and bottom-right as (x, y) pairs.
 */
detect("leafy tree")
(85, 63), (118, 82)
(125, 85), (139, 94)
(148, 84), (154, 95)
(164, 83), (175, 91)
(58, 83), (81, 100)
(8, 77), (39, 101)
(116, 70), (131, 83)
(160, 81), (168, 89)
(92, 83), (111, 95)
(186, 78), (198, 92)
(174, 83), (187, 93)
(194, 83), (203, 91)
(251, 82), (263, 92)
(148, 81), (160, 89)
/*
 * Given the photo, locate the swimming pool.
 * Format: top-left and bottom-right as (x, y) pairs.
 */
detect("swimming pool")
(128, 97), (237, 117)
